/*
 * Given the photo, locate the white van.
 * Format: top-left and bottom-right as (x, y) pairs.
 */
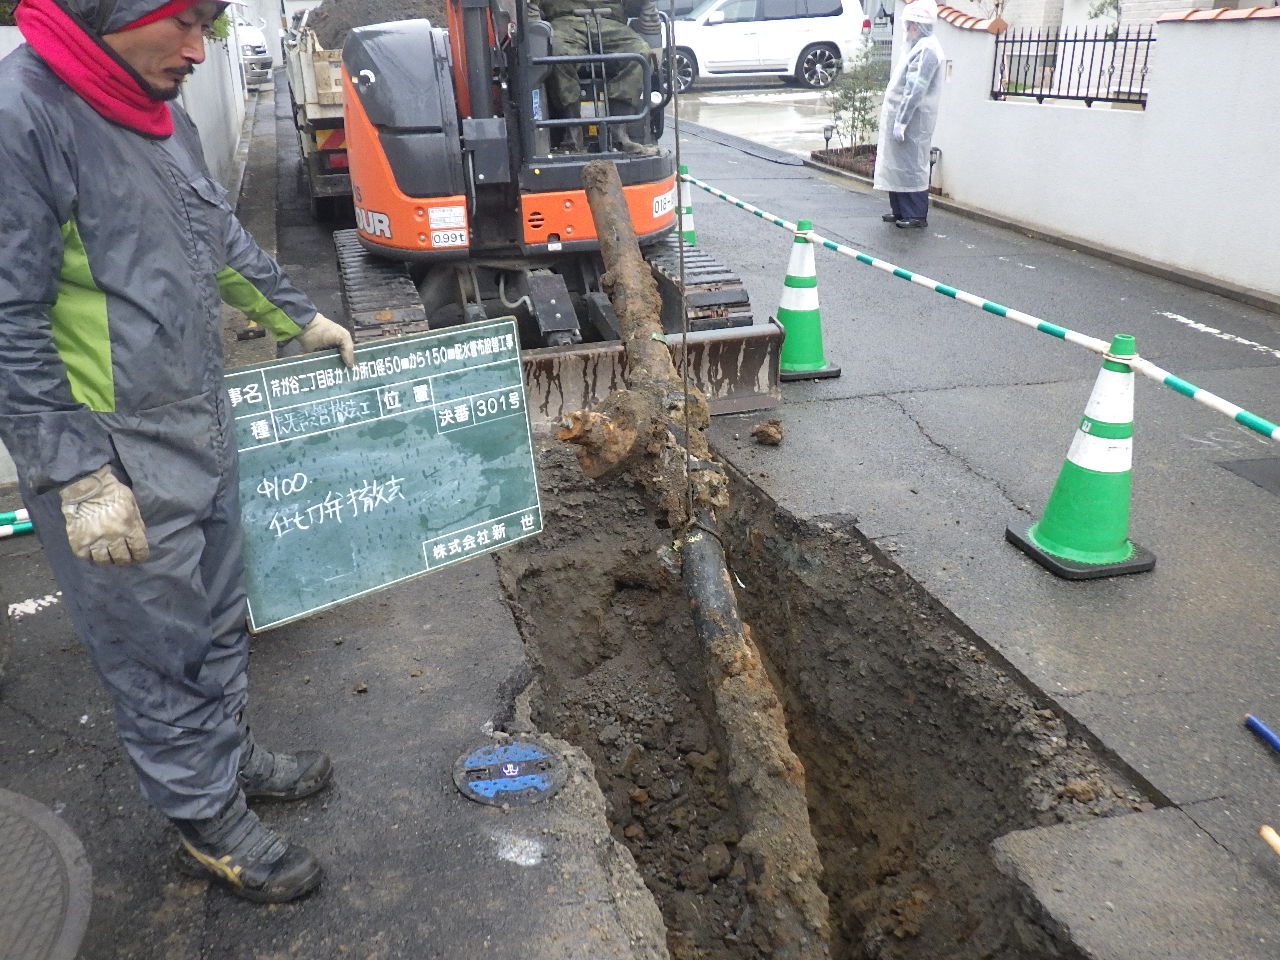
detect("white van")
(670, 0), (871, 92)
(235, 18), (273, 88)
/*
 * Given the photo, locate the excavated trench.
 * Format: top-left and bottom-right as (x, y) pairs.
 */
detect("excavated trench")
(496, 440), (1154, 960)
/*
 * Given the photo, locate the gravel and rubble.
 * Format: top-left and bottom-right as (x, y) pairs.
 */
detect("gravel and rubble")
(307, 0), (447, 49)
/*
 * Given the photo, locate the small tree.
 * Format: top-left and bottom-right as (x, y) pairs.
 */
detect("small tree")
(825, 39), (883, 151)
(1088, 0), (1122, 38)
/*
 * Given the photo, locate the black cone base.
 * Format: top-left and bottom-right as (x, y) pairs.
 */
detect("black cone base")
(780, 363), (841, 382)
(1005, 522), (1156, 581)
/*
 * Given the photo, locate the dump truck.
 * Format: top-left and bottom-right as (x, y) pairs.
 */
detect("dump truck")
(281, 6), (351, 218)
(332, 0), (783, 423)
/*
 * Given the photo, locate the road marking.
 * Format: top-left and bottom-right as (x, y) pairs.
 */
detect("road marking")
(7, 592), (62, 621)
(493, 830), (543, 866)
(1157, 311), (1280, 361)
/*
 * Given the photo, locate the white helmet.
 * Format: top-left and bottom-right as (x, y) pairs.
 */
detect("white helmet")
(903, 1), (938, 24)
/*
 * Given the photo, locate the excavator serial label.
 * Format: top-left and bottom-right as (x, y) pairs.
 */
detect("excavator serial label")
(428, 205), (467, 229)
(653, 188), (676, 218)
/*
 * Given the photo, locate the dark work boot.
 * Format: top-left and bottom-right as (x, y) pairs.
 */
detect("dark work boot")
(553, 102), (586, 154)
(173, 792), (322, 903)
(612, 128), (659, 156)
(237, 719), (333, 802)
(881, 213), (898, 222)
(607, 101), (659, 156)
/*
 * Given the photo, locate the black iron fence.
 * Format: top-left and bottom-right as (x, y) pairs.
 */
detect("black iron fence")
(992, 25), (1156, 108)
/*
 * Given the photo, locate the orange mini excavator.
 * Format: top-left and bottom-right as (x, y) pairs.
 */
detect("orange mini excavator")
(331, 0), (782, 422)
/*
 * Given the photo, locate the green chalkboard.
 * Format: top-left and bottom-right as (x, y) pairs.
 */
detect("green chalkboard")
(226, 319), (542, 631)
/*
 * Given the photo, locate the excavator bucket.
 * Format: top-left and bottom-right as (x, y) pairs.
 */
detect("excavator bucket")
(521, 322), (783, 426)
(334, 228), (783, 428)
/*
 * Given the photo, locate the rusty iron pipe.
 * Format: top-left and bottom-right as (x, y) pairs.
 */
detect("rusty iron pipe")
(569, 160), (831, 957)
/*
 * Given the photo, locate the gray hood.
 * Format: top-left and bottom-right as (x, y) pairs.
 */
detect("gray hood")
(63, 0), (214, 35)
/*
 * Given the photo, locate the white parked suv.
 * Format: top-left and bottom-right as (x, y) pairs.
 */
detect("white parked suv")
(670, 0), (871, 92)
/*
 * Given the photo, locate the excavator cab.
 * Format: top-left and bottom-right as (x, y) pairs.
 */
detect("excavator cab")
(334, 0), (781, 421)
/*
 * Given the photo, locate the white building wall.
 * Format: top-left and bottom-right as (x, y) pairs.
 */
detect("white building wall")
(0, 25), (21, 58)
(929, 17), (1280, 300)
(1059, 0), (1094, 26)
(921, 0), (1262, 29)
(1118, 0), (1191, 24)
(181, 37), (248, 185)
(1003, 0), (1062, 28)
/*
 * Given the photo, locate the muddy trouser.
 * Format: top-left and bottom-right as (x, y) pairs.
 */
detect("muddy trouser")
(547, 16), (649, 114)
(22, 433), (248, 822)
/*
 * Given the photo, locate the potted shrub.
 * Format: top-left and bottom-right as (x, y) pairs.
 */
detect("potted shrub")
(812, 37), (884, 176)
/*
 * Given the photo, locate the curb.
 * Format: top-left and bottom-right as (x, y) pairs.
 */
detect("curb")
(225, 80), (261, 210)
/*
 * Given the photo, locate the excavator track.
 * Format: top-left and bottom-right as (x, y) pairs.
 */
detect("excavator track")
(335, 230), (429, 341)
(332, 229), (780, 424)
(646, 234), (754, 332)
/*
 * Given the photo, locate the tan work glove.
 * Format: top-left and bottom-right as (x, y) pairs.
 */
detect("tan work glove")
(293, 313), (355, 368)
(59, 465), (150, 565)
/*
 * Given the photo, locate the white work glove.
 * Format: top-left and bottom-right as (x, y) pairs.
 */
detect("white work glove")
(59, 465), (150, 565)
(892, 122), (907, 142)
(293, 313), (355, 368)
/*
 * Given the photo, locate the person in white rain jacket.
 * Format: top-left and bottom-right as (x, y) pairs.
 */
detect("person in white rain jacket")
(873, 0), (944, 228)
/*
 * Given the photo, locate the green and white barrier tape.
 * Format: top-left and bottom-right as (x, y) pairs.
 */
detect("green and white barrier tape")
(682, 173), (1279, 441)
(1, 507), (33, 539)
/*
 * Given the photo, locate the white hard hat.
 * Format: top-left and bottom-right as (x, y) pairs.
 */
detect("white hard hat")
(903, 1), (938, 24)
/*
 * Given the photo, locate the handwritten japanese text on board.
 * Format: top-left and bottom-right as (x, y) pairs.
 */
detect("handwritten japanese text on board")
(226, 320), (542, 631)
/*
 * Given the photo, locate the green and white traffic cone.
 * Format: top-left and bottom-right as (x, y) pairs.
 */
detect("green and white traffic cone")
(1006, 334), (1155, 579)
(677, 165), (697, 247)
(777, 220), (840, 381)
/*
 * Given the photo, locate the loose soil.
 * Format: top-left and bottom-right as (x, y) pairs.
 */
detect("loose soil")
(308, 0), (447, 49)
(497, 440), (1155, 959)
(810, 146), (877, 179)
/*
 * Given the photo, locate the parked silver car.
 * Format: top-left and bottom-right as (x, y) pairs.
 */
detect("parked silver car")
(237, 18), (273, 88)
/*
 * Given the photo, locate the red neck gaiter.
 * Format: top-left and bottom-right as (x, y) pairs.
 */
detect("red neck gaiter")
(15, 0), (174, 137)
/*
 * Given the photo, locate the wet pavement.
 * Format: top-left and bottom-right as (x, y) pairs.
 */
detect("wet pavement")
(674, 82), (839, 156)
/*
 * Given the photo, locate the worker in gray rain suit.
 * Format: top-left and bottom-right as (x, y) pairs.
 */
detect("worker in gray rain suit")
(873, 0), (945, 228)
(0, 0), (355, 903)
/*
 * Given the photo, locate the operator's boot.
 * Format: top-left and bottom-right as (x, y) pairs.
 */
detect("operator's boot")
(608, 102), (659, 156)
(611, 127), (657, 156)
(173, 791), (322, 903)
(553, 101), (586, 154)
(562, 124), (586, 153)
(237, 717), (333, 802)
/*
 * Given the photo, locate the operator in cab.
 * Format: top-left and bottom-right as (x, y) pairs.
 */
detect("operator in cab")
(531, 0), (661, 155)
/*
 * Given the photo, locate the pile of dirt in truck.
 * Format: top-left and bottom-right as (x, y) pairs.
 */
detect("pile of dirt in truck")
(308, 0), (447, 49)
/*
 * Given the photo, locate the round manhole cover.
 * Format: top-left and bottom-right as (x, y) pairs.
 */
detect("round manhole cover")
(453, 738), (567, 806)
(0, 788), (92, 960)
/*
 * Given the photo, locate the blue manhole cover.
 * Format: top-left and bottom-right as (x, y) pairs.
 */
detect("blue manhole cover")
(453, 738), (567, 806)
